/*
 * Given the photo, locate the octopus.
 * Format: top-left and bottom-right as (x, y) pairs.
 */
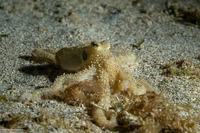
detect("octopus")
(20, 41), (198, 132)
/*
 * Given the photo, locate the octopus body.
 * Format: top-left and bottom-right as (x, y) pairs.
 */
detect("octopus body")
(21, 41), (153, 129)
(20, 41), (198, 132)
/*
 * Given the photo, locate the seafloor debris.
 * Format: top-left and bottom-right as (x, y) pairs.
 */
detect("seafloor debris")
(161, 59), (200, 78)
(166, 0), (200, 26)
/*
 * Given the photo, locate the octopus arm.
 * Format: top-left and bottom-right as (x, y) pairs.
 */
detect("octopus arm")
(114, 52), (139, 71)
(116, 70), (152, 95)
(20, 67), (96, 102)
(92, 70), (118, 130)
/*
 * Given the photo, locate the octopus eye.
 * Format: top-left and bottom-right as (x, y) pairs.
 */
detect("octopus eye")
(91, 41), (99, 47)
(82, 50), (88, 61)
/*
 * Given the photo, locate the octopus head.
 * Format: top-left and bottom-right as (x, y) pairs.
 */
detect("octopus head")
(56, 40), (110, 71)
(89, 40), (110, 52)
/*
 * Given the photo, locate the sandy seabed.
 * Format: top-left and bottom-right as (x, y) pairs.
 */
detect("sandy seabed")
(0, 0), (199, 132)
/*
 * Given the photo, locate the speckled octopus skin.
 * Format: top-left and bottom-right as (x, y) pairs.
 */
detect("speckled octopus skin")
(20, 40), (154, 130)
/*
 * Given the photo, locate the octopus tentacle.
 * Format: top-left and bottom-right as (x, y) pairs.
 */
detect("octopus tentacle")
(92, 70), (118, 130)
(92, 92), (117, 130)
(20, 67), (96, 102)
